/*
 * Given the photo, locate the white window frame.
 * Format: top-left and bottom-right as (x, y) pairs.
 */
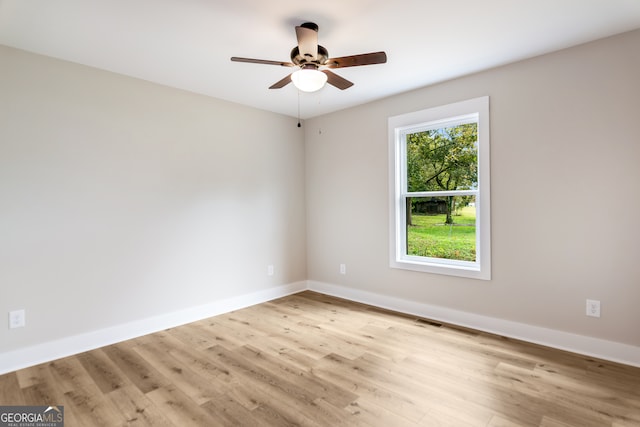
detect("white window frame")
(388, 96), (491, 280)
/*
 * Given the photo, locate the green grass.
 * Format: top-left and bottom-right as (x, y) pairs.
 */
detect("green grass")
(407, 206), (476, 261)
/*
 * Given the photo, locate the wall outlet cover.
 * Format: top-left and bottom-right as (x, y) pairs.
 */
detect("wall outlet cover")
(9, 309), (26, 329)
(586, 299), (601, 318)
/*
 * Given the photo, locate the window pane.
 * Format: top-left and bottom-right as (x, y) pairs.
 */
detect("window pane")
(406, 196), (476, 262)
(406, 123), (478, 192)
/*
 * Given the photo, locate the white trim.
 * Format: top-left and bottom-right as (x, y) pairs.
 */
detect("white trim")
(307, 280), (640, 368)
(407, 190), (478, 198)
(4, 280), (639, 374)
(0, 281), (307, 375)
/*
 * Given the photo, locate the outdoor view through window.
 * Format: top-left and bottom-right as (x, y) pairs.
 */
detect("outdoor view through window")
(404, 122), (478, 262)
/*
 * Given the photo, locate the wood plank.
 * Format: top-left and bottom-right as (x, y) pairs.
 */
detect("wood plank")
(539, 416), (581, 427)
(15, 363), (53, 389)
(345, 398), (418, 427)
(133, 342), (225, 405)
(107, 384), (174, 427)
(146, 385), (214, 427)
(48, 357), (127, 426)
(312, 352), (429, 423)
(16, 363), (67, 407)
(0, 372), (25, 405)
(102, 342), (170, 394)
(205, 344), (350, 426)
(200, 394), (265, 427)
(235, 344), (358, 408)
(77, 349), (128, 394)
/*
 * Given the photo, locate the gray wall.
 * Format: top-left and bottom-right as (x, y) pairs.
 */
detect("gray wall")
(0, 45), (307, 353)
(305, 29), (640, 347)
(2, 28), (639, 362)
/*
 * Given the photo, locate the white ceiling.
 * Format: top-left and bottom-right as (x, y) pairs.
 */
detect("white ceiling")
(2, 0), (640, 119)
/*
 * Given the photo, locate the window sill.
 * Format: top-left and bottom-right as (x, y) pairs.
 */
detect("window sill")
(390, 257), (490, 280)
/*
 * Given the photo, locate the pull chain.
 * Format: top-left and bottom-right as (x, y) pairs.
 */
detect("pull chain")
(297, 90), (301, 128)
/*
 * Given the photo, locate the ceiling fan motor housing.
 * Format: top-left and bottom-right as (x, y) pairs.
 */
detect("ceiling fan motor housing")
(290, 45), (329, 67)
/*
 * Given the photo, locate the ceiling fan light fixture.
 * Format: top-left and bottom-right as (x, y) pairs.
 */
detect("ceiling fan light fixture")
(291, 68), (327, 92)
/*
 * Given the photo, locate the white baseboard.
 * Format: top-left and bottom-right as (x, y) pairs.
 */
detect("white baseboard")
(307, 280), (640, 368)
(3, 280), (638, 375)
(0, 281), (307, 375)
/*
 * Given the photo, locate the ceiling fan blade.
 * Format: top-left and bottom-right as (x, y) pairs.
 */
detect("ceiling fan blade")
(322, 70), (353, 90)
(269, 74), (292, 89)
(231, 57), (295, 67)
(295, 23), (318, 61)
(325, 51), (387, 68)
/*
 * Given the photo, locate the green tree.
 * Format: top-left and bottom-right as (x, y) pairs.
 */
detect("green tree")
(406, 123), (477, 224)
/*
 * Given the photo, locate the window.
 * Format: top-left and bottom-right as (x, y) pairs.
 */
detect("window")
(388, 96), (490, 279)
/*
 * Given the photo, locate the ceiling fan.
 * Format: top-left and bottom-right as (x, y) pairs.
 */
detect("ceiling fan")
(231, 22), (387, 93)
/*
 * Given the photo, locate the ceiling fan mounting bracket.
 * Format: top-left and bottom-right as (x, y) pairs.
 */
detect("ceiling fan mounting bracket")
(300, 22), (319, 32)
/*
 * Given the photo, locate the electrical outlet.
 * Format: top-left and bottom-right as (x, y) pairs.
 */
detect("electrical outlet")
(267, 265), (274, 276)
(586, 299), (601, 318)
(340, 264), (346, 275)
(9, 309), (25, 329)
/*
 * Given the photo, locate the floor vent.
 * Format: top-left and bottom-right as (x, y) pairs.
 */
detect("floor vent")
(416, 318), (442, 327)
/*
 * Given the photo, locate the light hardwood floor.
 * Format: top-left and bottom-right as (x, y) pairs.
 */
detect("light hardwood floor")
(1, 291), (639, 426)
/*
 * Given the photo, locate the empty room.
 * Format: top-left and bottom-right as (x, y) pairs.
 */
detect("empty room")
(1, 1), (639, 426)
